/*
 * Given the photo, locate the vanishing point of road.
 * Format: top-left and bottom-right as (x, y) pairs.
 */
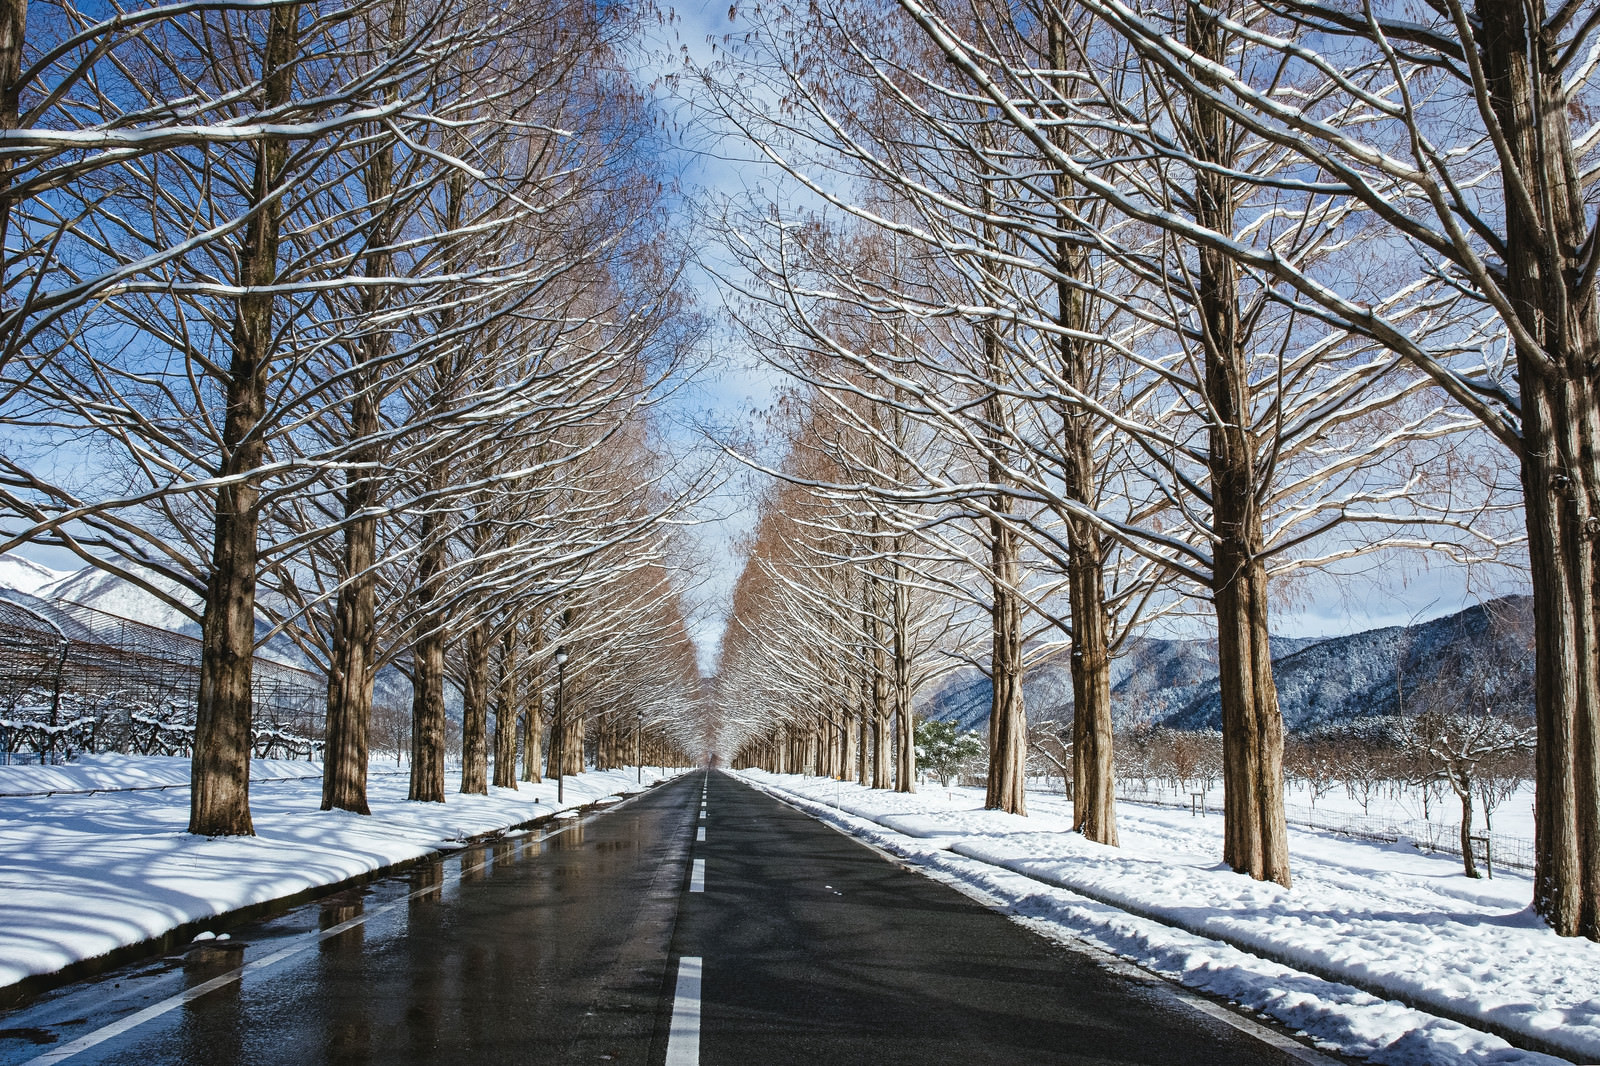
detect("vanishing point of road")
(0, 772), (1341, 1065)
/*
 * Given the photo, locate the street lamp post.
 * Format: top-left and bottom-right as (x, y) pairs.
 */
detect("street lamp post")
(554, 646), (569, 804)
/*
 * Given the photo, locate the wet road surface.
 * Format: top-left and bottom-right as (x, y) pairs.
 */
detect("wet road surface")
(0, 771), (1336, 1065)
(0, 779), (694, 1066)
(675, 772), (1326, 1066)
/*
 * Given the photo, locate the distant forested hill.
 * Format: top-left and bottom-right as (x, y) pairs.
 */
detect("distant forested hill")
(920, 596), (1534, 734)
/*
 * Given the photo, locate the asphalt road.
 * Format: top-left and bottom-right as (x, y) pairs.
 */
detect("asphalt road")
(0, 771), (1335, 1065)
(677, 772), (1322, 1066)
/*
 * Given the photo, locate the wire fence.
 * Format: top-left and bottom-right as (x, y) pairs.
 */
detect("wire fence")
(0, 593), (325, 761)
(1117, 786), (1535, 873)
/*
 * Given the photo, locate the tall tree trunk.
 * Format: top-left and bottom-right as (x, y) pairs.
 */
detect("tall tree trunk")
(321, 468), (376, 813)
(870, 575), (892, 789)
(406, 161), (469, 806)
(1474, 0), (1600, 939)
(986, 521), (1027, 814)
(1456, 776), (1480, 879)
(408, 633), (447, 801)
(872, 707), (890, 787)
(322, 57), (400, 813)
(0, 0), (22, 288)
(522, 659), (544, 784)
(855, 641), (868, 782)
(857, 664), (870, 784)
(459, 623), (489, 794)
(1046, 15), (1117, 845)
(1189, 4), (1289, 886)
(984, 322), (1027, 815)
(563, 686), (585, 776)
(493, 630), (518, 789)
(408, 530), (447, 803)
(893, 557), (915, 793)
(546, 667), (562, 780)
(1067, 535), (1116, 844)
(841, 704), (857, 782)
(189, 5), (299, 837)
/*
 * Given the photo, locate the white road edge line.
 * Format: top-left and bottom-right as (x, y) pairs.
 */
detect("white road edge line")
(20, 800), (609, 1066)
(690, 858), (706, 892)
(665, 956), (703, 1066)
(1157, 984), (1341, 1066)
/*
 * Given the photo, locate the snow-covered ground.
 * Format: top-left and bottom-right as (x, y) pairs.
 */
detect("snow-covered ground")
(740, 770), (1594, 1066)
(0, 755), (684, 992)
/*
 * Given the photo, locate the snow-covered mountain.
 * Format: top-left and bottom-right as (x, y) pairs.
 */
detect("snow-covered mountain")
(920, 596), (1534, 735)
(0, 553), (438, 708)
(0, 553), (319, 670)
(0, 555), (71, 598)
(34, 562), (203, 637)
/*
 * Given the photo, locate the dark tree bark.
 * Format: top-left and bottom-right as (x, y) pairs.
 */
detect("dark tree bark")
(459, 622), (490, 794)
(857, 659), (870, 783)
(521, 658), (543, 783)
(545, 669), (563, 781)
(1471, 0), (1600, 938)
(405, 161), (468, 806)
(321, 464), (376, 813)
(1455, 775), (1480, 879)
(892, 555), (915, 792)
(984, 323), (1028, 815)
(840, 703), (857, 782)
(0, 0), (22, 275)
(869, 571), (892, 788)
(561, 679), (585, 776)
(190, 4), (300, 837)
(493, 629), (518, 789)
(1067, 532), (1116, 843)
(408, 634), (447, 800)
(986, 517), (1027, 814)
(322, 41), (400, 813)
(1046, 13), (1117, 846)
(407, 526), (447, 802)
(1187, 4), (1289, 887)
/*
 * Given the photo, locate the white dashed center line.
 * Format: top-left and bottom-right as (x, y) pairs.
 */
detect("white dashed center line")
(665, 956), (703, 1066)
(690, 858), (706, 892)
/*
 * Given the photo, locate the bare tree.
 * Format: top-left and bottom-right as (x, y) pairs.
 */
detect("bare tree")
(1398, 634), (1536, 876)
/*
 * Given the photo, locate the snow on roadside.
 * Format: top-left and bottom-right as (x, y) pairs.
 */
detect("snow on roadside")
(740, 770), (1591, 1066)
(0, 755), (684, 991)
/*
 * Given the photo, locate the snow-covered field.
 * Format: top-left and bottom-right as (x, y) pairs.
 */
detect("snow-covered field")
(0, 754), (683, 993)
(741, 770), (1595, 1066)
(1113, 777), (1537, 845)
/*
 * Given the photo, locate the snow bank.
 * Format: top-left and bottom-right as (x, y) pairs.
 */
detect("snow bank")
(0, 755), (684, 991)
(741, 771), (1591, 1066)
